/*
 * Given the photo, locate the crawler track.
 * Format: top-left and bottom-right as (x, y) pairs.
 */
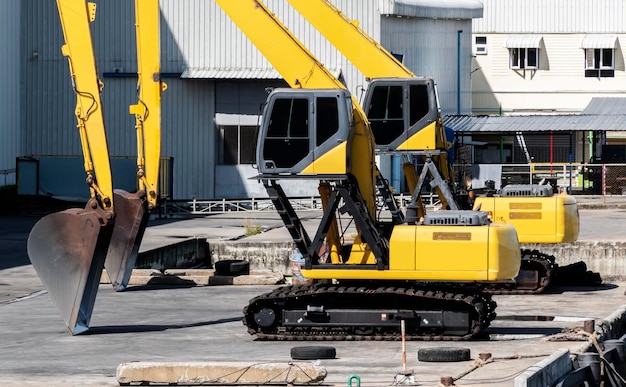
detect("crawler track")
(243, 283), (497, 341)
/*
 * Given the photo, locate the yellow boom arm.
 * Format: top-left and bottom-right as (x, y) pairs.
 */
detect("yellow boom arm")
(57, 0), (113, 212)
(287, 0), (415, 79)
(129, 0), (166, 210)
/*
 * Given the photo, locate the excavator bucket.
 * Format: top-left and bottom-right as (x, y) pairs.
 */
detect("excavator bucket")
(104, 190), (149, 291)
(27, 206), (113, 335)
(27, 191), (149, 334)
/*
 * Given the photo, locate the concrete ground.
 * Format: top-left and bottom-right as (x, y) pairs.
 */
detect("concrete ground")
(1, 272), (624, 386)
(1, 195), (626, 386)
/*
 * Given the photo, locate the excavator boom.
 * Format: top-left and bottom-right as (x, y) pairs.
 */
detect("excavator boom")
(27, 0), (115, 335)
(105, 0), (165, 292)
(28, 0), (164, 334)
(287, 0), (414, 79)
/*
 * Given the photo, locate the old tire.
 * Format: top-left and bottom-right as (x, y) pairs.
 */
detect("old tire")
(291, 346), (336, 360)
(214, 259), (249, 276)
(417, 347), (470, 362)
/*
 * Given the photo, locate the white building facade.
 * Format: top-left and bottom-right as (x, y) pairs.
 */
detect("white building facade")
(471, 0), (626, 115)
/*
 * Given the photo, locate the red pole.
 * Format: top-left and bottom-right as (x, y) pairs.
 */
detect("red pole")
(550, 131), (554, 174)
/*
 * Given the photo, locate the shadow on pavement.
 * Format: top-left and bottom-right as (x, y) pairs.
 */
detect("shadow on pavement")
(84, 317), (242, 335)
(542, 283), (618, 294)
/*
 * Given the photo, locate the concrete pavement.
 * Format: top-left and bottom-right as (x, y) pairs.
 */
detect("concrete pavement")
(2, 195), (626, 386)
(1, 270), (625, 386)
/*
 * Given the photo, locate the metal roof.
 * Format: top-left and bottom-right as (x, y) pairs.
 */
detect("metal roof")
(444, 114), (626, 132)
(582, 97), (626, 115)
(379, 0), (483, 19)
(580, 34), (618, 49)
(504, 34), (543, 48)
(473, 0), (626, 34)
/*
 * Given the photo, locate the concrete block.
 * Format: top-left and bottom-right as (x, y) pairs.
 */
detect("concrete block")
(207, 271), (284, 285)
(210, 240), (295, 275)
(522, 241), (626, 280)
(514, 349), (572, 387)
(117, 361), (326, 385)
(596, 305), (626, 341)
(137, 237), (209, 270)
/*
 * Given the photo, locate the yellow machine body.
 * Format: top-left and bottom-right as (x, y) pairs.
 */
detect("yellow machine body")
(302, 222), (520, 281)
(474, 194), (579, 243)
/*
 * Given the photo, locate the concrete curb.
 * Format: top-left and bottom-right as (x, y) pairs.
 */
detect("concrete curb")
(577, 203), (626, 210)
(514, 305), (626, 386)
(522, 241), (626, 281)
(116, 361), (327, 385)
(514, 349), (572, 387)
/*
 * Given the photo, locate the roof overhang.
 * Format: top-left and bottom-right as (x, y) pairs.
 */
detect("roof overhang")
(580, 34), (618, 49)
(181, 67), (282, 80)
(583, 97), (626, 115)
(504, 34), (543, 49)
(379, 0), (483, 19)
(181, 67), (344, 81)
(444, 114), (626, 132)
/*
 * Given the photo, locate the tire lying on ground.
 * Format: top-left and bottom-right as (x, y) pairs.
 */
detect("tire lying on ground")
(291, 346), (337, 360)
(214, 259), (250, 276)
(417, 347), (471, 362)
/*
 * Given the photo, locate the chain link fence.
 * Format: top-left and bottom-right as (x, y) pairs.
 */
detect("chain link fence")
(454, 163), (626, 196)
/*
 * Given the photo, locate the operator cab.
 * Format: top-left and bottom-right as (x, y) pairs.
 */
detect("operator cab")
(257, 88), (353, 176)
(363, 77), (442, 152)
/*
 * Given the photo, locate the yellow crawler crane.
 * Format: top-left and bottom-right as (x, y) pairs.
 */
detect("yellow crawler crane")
(216, 0), (520, 340)
(287, 0), (580, 293)
(27, 0), (165, 335)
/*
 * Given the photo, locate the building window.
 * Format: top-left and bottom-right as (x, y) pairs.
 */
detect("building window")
(510, 48), (538, 69)
(585, 48), (614, 78)
(219, 125), (258, 165)
(474, 36), (487, 55)
(505, 35), (542, 71)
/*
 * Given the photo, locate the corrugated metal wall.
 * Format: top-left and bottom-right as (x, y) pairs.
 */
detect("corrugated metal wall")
(381, 17), (474, 115)
(474, 0), (626, 33)
(22, 1), (91, 157)
(0, 1), (21, 186)
(20, 0), (217, 199)
(159, 0), (378, 99)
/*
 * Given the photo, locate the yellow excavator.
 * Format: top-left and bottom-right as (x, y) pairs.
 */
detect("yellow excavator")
(217, 0), (520, 340)
(26, 0), (164, 335)
(286, 0), (580, 294)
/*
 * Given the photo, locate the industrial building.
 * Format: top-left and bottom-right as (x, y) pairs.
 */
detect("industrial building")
(1, 0), (481, 201)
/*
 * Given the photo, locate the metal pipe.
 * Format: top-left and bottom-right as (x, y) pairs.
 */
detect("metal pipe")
(457, 30), (462, 114)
